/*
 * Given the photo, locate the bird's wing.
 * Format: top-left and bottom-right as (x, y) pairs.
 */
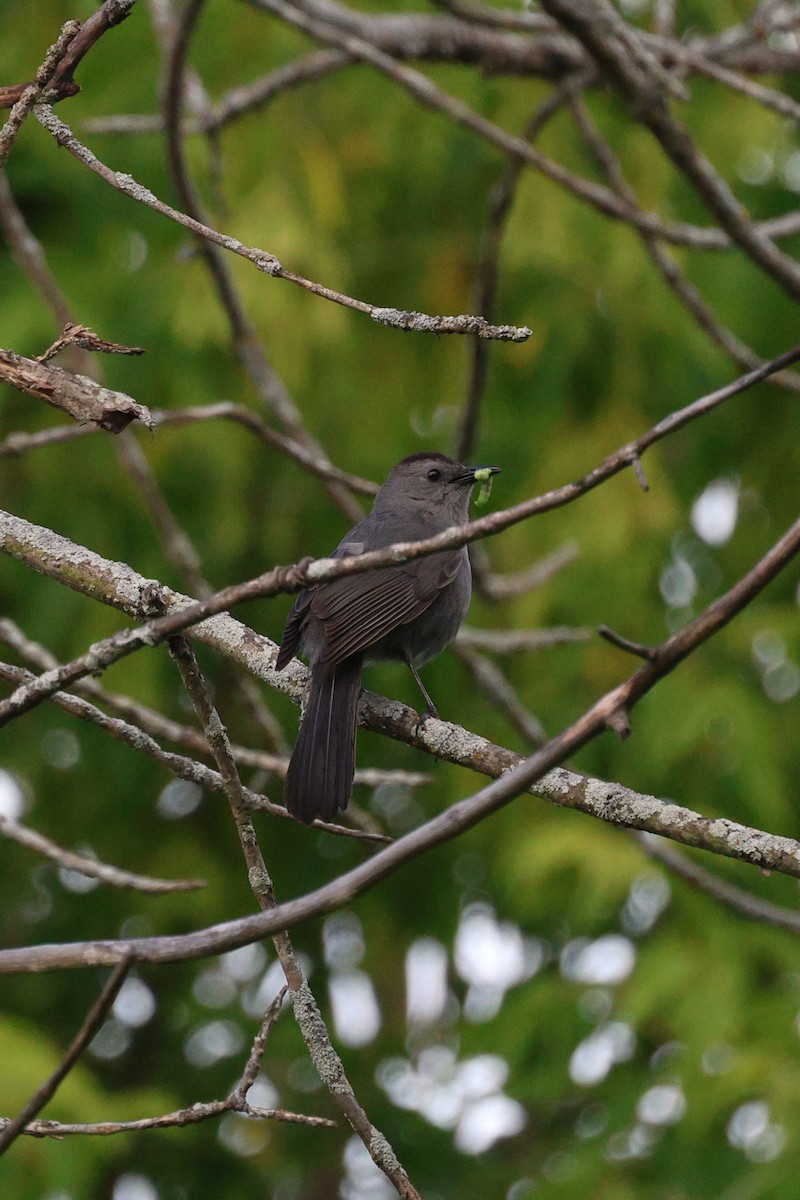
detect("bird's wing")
(311, 552), (462, 664)
(275, 589), (312, 669)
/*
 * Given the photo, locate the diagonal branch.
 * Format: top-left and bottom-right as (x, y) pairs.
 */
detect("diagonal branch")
(0, 958), (132, 1153)
(168, 635), (421, 1197)
(33, 103), (530, 343)
(539, 0), (800, 300)
(0, 346), (154, 433)
(4, 987), (336, 1138)
(0, 21), (81, 167)
(2, 338), (799, 727)
(0, 806), (205, 893)
(2, 506), (800, 975)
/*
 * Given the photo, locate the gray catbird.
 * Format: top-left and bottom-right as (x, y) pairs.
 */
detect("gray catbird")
(275, 452), (500, 824)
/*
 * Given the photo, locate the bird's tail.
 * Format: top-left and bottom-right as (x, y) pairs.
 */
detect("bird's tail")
(284, 656), (363, 824)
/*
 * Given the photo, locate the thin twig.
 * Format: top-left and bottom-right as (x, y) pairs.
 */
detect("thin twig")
(539, 0), (800, 301)
(457, 625), (592, 652)
(456, 80), (579, 461)
(168, 635), (420, 1197)
(83, 50), (352, 135)
(0, 1), (138, 112)
(568, 94), (800, 391)
(0, 958), (132, 1153)
(453, 642), (547, 744)
(2, 341), (798, 728)
(597, 625), (657, 661)
(0, 656), (388, 843)
(248, 0), (800, 253)
(0, 22), (81, 166)
(33, 103), (530, 342)
(6, 986), (336, 1138)
(3, 507), (800, 975)
(472, 540), (581, 603)
(0, 808), (205, 893)
(635, 833), (800, 934)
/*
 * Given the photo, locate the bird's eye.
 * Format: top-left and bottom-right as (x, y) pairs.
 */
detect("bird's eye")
(426, 468), (442, 481)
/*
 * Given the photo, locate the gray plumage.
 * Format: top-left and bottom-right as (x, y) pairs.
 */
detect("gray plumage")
(276, 452), (499, 824)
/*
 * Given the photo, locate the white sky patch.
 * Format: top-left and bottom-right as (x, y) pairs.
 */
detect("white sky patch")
(113, 976), (157, 1028)
(341, 1136), (397, 1200)
(41, 728), (80, 771)
(691, 478), (739, 546)
(112, 1176), (159, 1200)
(455, 903), (544, 1022)
(156, 779), (202, 819)
(727, 1100), (786, 1162)
(569, 1022), (636, 1087)
(217, 1111), (270, 1158)
(184, 1019), (245, 1068)
(783, 150), (800, 192)
(454, 1094), (526, 1155)
(738, 147), (774, 186)
(636, 1083), (687, 1126)
(561, 934), (636, 986)
(0, 769), (26, 819)
(323, 911), (366, 970)
(58, 850), (101, 894)
(194, 968), (238, 1009)
(245, 1074), (279, 1109)
(90, 1018), (132, 1061)
(329, 970), (381, 1047)
(222, 943), (267, 983)
(242, 957), (306, 1018)
(660, 556), (697, 609)
(406, 937), (449, 1026)
(377, 1047), (524, 1152)
(622, 873), (671, 935)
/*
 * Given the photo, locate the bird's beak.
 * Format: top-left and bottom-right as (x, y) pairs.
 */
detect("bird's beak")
(454, 465), (501, 484)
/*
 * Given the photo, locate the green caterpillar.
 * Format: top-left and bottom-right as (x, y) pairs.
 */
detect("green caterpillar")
(473, 467), (494, 507)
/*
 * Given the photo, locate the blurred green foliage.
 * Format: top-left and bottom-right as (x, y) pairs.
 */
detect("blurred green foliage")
(1, 2), (799, 1199)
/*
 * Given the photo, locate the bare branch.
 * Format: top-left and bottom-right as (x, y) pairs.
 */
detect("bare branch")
(0, 807), (205, 894)
(168, 633), (420, 1197)
(0, 346), (154, 433)
(5, 988), (335, 1139)
(539, 0), (800, 301)
(0, 654), (387, 844)
(2, 340), (798, 727)
(457, 625), (592, 652)
(0, 958), (132, 1153)
(250, 0), (800, 253)
(11, 1104), (335, 1138)
(568, 94), (800, 391)
(37, 322), (145, 363)
(456, 81), (578, 461)
(472, 540), (581, 603)
(0, 21), (82, 166)
(85, 50), (351, 135)
(635, 833), (800, 934)
(33, 103), (530, 342)
(452, 642), (547, 744)
(3, 507), (800, 975)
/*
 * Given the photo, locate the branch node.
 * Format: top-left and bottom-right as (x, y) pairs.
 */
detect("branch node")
(629, 451), (650, 491)
(252, 251), (283, 275)
(598, 624), (658, 661)
(140, 581), (171, 616)
(38, 323), (146, 363)
(605, 707), (632, 739)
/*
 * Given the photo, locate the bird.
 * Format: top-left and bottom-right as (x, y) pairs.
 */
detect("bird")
(275, 452), (500, 824)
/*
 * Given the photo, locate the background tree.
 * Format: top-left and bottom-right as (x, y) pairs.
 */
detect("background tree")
(1, 1), (800, 1198)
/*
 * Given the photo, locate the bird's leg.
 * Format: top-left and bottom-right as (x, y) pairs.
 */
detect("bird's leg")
(404, 653), (439, 718)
